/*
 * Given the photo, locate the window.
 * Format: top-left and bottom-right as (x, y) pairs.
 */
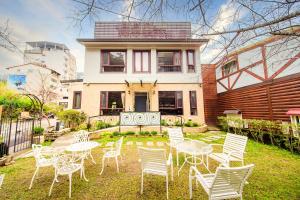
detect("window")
(133, 51), (150, 73)
(63, 96), (68, 99)
(101, 50), (126, 72)
(223, 60), (237, 76)
(187, 50), (195, 72)
(157, 51), (181, 72)
(59, 102), (68, 109)
(159, 91), (183, 115)
(100, 91), (125, 115)
(189, 91), (197, 115)
(73, 91), (82, 109)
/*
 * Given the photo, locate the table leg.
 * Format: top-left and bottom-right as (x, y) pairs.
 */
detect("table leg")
(89, 150), (96, 164)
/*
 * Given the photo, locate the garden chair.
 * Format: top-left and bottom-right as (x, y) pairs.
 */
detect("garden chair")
(167, 127), (192, 166)
(138, 147), (173, 199)
(73, 130), (90, 143)
(29, 144), (54, 189)
(189, 164), (254, 200)
(100, 137), (123, 175)
(208, 133), (248, 168)
(49, 153), (88, 198)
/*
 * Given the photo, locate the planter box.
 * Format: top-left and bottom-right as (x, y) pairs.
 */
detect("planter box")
(32, 135), (44, 144)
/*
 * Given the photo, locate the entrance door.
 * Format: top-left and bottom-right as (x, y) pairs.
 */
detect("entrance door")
(135, 92), (148, 112)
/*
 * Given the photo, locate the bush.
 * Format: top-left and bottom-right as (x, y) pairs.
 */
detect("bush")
(125, 131), (135, 136)
(150, 131), (158, 136)
(184, 119), (199, 127)
(174, 120), (182, 127)
(44, 103), (63, 116)
(192, 122), (199, 127)
(95, 121), (110, 130)
(160, 119), (168, 126)
(162, 131), (168, 136)
(112, 131), (121, 137)
(33, 127), (44, 135)
(58, 110), (87, 129)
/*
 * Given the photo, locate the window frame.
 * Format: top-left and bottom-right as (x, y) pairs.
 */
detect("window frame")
(133, 50), (151, 73)
(157, 50), (182, 72)
(100, 91), (126, 116)
(189, 91), (198, 115)
(72, 91), (82, 109)
(100, 50), (127, 73)
(158, 91), (183, 115)
(186, 50), (196, 73)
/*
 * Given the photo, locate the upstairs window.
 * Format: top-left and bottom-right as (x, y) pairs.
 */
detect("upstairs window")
(189, 91), (197, 115)
(187, 50), (195, 72)
(159, 91), (183, 115)
(157, 51), (181, 72)
(133, 50), (150, 73)
(222, 60), (237, 76)
(101, 50), (126, 72)
(100, 91), (125, 115)
(73, 91), (82, 109)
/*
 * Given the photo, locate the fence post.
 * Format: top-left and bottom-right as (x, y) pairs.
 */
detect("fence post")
(13, 118), (19, 153)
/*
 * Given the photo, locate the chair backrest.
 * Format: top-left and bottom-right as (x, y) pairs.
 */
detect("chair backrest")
(210, 164), (254, 197)
(223, 133), (248, 159)
(74, 130), (89, 143)
(167, 128), (184, 147)
(115, 137), (123, 156)
(52, 154), (76, 174)
(138, 147), (167, 171)
(32, 144), (44, 163)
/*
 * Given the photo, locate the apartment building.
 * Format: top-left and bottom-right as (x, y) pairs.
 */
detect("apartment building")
(76, 22), (208, 123)
(202, 28), (300, 124)
(24, 41), (77, 80)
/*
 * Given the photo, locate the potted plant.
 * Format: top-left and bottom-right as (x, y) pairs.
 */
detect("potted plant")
(33, 127), (45, 144)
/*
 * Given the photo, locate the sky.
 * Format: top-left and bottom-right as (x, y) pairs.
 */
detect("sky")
(0, 0), (231, 73)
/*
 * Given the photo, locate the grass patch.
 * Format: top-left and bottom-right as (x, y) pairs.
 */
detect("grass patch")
(0, 132), (299, 199)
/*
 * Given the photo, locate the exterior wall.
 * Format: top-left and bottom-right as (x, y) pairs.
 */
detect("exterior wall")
(83, 46), (201, 84)
(24, 47), (77, 80)
(60, 81), (84, 110)
(81, 83), (205, 123)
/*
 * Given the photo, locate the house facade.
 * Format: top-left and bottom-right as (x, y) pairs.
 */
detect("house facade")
(202, 30), (300, 124)
(77, 22), (208, 123)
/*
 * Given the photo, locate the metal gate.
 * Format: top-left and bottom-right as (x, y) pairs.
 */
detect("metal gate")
(0, 117), (41, 156)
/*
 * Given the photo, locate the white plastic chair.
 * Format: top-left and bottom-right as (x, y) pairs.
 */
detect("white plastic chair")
(49, 153), (88, 198)
(189, 164), (254, 200)
(167, 127), (192, 166)
(138, 147), (174, 199)
(73, 130), (89, 143)
(29, 144), (54, 189)
(208, 133), (248, 167)
(100, 137), (123, 175)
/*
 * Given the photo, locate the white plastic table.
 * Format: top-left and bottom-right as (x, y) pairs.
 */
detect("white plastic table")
(66, 141), (100, 164)
(176, 140), (212, 175)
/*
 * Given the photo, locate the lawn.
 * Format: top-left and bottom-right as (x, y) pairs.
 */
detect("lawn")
(0, 131), (299, 200)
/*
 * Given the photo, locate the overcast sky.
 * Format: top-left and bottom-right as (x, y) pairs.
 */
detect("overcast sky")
(0, 0), (230, 73)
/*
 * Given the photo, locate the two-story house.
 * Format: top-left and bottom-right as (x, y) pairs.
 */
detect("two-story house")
(77, 22), (208, 123)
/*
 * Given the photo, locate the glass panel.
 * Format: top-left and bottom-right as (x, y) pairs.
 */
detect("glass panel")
(188, 51), (194, 65)
(174, 52), (181, 65)
(176, 91), (183, 108)
(108, 92), (124, 109)
(142, 52), (149, 71)
(100, 92), (107, 108)
(102, 52), (109, 65)
(158, 52), (173, 65)
(223, 61), (237, 76)
(159, 91), (183, 115)
(135, 52), (142, 72)
(73, 92), (81, 109)
(109, 52), (125, 65)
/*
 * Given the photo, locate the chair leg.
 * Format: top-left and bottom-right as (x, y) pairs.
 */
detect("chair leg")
(89, 150), (96, 164)
(176, 150), (179, 166)
(100, 156), (105, 175)
(69, 174), (72, 198)
(48, 174), (57, 197)
(171, 162), (174, 181)
(29, 167), (39, 189)
(189, 174), (193, 199)
(140, 172), (144, 194)
(166, 175), (169, 199)
(81, 166), (89, 182)
(115, 157), (119, 173)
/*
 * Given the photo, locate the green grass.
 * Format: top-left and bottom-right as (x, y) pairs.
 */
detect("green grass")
(0, 132), (299, 199)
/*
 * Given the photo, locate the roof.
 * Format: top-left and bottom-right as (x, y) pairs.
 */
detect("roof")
(6, 62), (61, 75)
(77, 38), (208, 43)
(286, 109), (300, 116)
(26, 41), (69, 50)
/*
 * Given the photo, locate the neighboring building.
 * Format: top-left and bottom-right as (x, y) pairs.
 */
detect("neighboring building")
(60, 79), (83, 109)
(76, 22), (208, 123)
(202, 30), (300, 124)
(6, 63), (62, 103)
(24, 41), (77, 80)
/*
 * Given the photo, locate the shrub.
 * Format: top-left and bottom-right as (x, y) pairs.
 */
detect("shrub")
(160, 119), (168, 126)
(174, 120), (182, 127)
(58, 110), (87, 129)
(112, 131), (121, 137)
(150, 131), (158, 136)
(95, 121), (110, 130)
(125, 131), (135, 136)
(162, 131), (168, 136)
(192, 122), (199, 127)
(33, 127), (44, 135)
(43, 103), (63, 116)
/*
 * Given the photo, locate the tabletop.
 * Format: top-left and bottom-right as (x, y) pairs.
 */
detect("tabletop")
(66, 141), (100, 152)
(177, 140), (212, 155)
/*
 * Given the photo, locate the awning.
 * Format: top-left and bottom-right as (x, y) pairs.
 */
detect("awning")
(286, 109), (300, 116)
(223, 110), (242, 114)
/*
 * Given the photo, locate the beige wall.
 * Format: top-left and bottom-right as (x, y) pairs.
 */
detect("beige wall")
(82, 83), (205, 124)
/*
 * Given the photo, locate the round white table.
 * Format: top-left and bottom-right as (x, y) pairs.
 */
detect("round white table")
(177, 140), (212, 175)
(66, 141), (100, 164)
